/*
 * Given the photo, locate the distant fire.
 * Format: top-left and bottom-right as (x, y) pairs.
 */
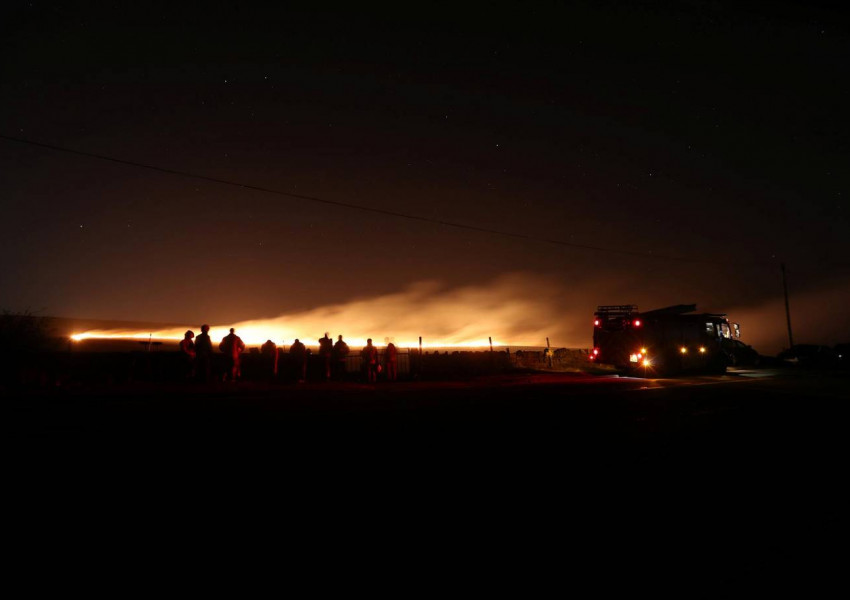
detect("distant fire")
(70, 329), (499, 349)
(70, 274), (586, 349)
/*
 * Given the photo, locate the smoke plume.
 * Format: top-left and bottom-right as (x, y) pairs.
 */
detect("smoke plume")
(70, 272), (850, 354)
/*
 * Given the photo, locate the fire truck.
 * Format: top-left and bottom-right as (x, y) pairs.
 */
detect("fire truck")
(590, 304), (741, 375)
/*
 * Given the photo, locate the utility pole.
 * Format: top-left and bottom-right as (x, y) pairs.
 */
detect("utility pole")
(781, 262), (794, 349)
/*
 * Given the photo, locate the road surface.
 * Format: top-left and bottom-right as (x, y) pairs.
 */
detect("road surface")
(6, 367), (847, 594)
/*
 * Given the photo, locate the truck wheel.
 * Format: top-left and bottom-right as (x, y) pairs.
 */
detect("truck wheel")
(709, 355), (727, 375)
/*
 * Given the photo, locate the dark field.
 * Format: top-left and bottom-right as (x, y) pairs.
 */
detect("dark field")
(7, 368), (847, 594)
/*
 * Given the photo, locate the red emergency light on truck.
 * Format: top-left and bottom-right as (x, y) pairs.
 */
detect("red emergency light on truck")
(590, 304), (741, 375)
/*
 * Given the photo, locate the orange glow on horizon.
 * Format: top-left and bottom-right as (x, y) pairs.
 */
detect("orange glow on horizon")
(67, 275), (583, 349)
(69, 328), (510, 349)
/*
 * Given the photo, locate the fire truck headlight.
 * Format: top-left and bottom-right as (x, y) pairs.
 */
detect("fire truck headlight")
(699, 346), (706, 353)
(642, 359), (651, 367)
(680, 347), (688, 354)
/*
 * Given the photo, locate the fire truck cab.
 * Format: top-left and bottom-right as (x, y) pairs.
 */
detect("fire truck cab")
(590, 304), (740, 376)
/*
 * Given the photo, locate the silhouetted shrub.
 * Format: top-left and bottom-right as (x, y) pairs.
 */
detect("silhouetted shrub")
(0, 311), (52, 386)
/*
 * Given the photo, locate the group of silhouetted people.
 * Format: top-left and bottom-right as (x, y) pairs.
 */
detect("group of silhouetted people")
(180, 325), (246, 382)
(179, 327), (399, 383)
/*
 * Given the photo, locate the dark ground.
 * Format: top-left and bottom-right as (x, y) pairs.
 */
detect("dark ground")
(6, 368), (848, 595)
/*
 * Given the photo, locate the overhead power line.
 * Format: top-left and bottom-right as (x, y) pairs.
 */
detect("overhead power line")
(0, 133), (774, 266)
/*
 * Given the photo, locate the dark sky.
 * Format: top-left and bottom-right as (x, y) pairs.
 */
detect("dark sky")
(1, 1), (848, 350)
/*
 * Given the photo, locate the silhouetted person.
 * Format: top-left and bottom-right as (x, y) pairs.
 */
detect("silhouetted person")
(332, 334), (350, 380)
(385, 342), (398, 382)
(219, 328), (246, 381)
(290, 338), (307, 382)
(195, 324), (213, 382)
(179, 330), (196, 379)
(261, 339), (278, 379)
(318, 332), (333, 381)
(361, 338), (379, 383)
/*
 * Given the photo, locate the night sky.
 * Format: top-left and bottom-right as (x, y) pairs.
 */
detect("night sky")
(1, 2), (848, 351)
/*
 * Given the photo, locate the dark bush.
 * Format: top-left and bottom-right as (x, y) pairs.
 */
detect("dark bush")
(0, 311), (52, 387)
